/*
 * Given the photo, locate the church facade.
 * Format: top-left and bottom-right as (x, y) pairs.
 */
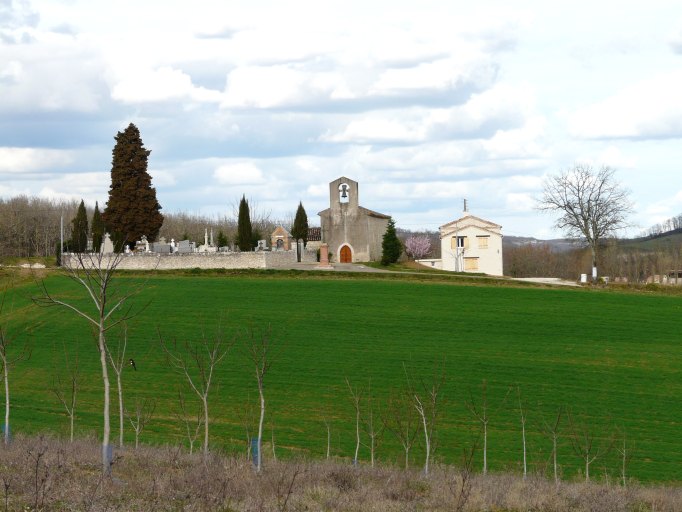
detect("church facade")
(318, 177), (391, 263)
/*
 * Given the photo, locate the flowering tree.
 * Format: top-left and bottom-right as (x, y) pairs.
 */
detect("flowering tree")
(404, 236), (432, 260)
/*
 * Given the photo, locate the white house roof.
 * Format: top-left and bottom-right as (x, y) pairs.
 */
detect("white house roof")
(439, 214), (502, 239)
(439, 214), (501, 231)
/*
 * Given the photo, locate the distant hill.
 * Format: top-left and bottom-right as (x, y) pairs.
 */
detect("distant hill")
(505, 229), (682, 253)
(503, 236), (578, 253)
(621, 228), (682, 250)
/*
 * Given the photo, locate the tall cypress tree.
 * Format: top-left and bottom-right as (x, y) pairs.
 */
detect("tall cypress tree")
(236, 195), (253, 251)
(102, 123), (163, 250)
(381, 218), (402, 266)
(91, 201), (104, 252)
(70, 199), (89, 253)
(291, 201), (309, 243)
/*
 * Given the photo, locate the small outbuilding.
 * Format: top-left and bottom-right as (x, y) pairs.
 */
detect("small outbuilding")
(271, 226), (293, 251)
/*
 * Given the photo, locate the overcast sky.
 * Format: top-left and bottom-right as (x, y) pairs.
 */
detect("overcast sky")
(2, 0), (681, 238)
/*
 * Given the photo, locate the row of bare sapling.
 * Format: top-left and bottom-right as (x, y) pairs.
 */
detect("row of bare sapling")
(343, 372), (631, 486)
(7, 250), (280, 476)
(0, 250), (633, 485)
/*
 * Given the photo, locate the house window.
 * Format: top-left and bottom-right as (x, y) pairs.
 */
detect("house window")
(450, 236), (468, 250)
(464, 257), (479, 271)
(477, 236), (489, 249)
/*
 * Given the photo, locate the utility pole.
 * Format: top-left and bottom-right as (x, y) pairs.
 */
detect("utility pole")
(60, 213), (64, 264)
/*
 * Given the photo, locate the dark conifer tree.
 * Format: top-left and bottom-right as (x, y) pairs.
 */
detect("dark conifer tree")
(291, 201), (309, 243)
(102, 123), (163, 250)
(70, 199), (89, 253)
(381, 218), (402, 266)
(91, 201), (104, 252)
(216, 230), (229, 248)
(236, 195), (253, 251)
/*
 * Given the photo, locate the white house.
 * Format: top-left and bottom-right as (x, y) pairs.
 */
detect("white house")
(438, 212), (503, 275)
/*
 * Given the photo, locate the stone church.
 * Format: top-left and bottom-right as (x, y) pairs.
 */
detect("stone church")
(318, 177), (391, 263)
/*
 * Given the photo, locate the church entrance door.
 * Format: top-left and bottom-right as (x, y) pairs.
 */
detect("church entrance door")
(340, 245), (352, 263)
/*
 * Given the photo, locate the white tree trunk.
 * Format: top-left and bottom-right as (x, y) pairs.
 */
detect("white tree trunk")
(553, 434), (558, 484)
(522, 419), (527, 479)
(483, 421), (488, 475)
(419, 408), (430, 475)
(98, 328), (111, 474)
(256, 384), (265, 472)
(202, 396), (209, 457)
(3, 363), (9, 446)
(326, 423), (331, 460)
(354, 407), (360, 465)
(117, 372), (124, 447)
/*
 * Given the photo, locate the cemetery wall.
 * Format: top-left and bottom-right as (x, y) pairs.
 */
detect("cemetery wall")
(62, 251), (303, 270)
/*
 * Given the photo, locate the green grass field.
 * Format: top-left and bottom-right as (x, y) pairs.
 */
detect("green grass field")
(3, 270), (681, 483)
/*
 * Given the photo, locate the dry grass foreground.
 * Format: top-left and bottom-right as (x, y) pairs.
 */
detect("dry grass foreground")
(0, 435), (680, 511)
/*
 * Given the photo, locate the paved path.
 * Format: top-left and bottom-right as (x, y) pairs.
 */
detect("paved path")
(509, 277), (580, 287)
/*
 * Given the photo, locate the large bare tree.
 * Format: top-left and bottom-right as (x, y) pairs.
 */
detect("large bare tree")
(537, 164), (633, 280)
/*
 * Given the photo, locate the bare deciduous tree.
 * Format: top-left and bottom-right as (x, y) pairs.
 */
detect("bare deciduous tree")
(361, 379), (384, 468)
(517, 386), (528, 479)
(383, 388), (419, 469)
(537, 164), (633, 280)
(568, 409), (614, 482)
(126, 397), (156, 449)
(345, 377), (363, 466)
(540, 406), (564, 484)
(160, 326), (231, 458)
(34, 251), (141, 474)
(244, 325), (281, 473)
(51, 342), (82, 442)
(466, 380), (511, 476)
(616, 426), (634, 488)
(322, 417), (332, 460)
(404, 362), (445, 476)
(174, 388), (203, 454)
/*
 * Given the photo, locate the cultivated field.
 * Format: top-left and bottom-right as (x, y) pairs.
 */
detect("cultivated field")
(3, 269), (681, 483)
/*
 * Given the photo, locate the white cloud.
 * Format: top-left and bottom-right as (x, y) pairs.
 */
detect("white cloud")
(568, 71), (682, 139)
(213, 162), (265, 185)
(149, 169), (177, 187)
(0, 60), (23, 83)
(110, 66), (222, 104)
(504, 192), (535, 213)
(323, 116), (425, 143)
(0, 147), (73, 173)
(482, 116), (548, 160)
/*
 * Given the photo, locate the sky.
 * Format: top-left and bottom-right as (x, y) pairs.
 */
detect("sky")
(1, 0), (682, 239)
